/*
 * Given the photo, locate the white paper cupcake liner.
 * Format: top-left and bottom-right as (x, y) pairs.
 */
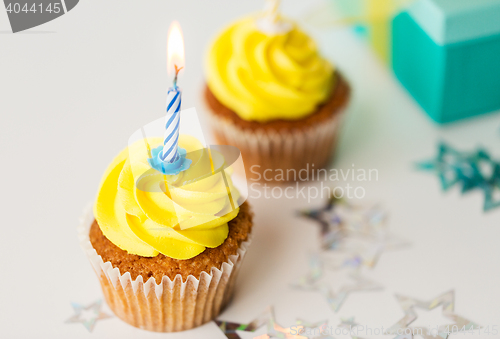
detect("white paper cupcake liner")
(78, 204), (251, 332)
(205, 108), (345, 182)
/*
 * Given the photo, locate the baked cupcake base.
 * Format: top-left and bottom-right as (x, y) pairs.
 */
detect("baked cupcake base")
(204, 74), (350, 183)
(79, 202), (253, 332)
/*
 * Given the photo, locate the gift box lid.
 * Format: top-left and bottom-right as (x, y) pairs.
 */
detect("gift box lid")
(408, 0), (500, 44)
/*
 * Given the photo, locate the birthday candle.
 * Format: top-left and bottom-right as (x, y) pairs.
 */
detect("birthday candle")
(161, 78), (181, 163)
(257, 0), (291, 34)
(161, 22), (184, 163)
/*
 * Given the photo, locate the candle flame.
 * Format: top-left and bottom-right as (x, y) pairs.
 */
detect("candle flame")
(167, 21), (185, 77)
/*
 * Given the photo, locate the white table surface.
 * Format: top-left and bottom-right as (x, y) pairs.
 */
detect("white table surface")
(1, 1), (500, 338)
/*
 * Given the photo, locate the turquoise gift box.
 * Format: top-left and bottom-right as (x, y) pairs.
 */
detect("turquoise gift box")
(392, 0), (500, 123)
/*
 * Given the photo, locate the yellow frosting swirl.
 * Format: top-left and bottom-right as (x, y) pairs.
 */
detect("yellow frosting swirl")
(206, 16), (335, 122)
(94, 135), (240, 260)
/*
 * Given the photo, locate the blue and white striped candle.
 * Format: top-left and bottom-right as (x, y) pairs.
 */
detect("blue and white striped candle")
(160, 85), (181, 163)
(161, 21), (184, 165)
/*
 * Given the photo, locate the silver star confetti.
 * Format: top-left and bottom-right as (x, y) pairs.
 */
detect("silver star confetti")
(291, 252), (324, 289)
(294, 319), (334, 339)
(215, 307), (272, 339)
(338, 316), (358, 330)
(215, 307), (333, 339)
(337, 316), (370, 339)
(300, 197), (408, 269)
(320, 273), (383, 312)
(292, 257), (383, 313)
(65, 299), (112, 332)
(385, 290), (481, 339)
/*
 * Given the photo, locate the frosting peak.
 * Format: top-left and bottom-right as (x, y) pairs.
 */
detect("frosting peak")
(206, 16), (335, 122)
(94, 136), (241, 260)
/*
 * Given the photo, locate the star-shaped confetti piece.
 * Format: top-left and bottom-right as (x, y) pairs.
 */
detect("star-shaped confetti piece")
(215, 307), (271, 339)
(484, 184), (500, 211)
(417, 143), (476, 191)
(300, 197), (408, 269)
(65, 299), (112, 332)
(338, 316), (358, 330)
(292, 256), (383, 313)
(320, 273), (383, 312)
(215, 307), (333, 339)
(301, 196), (344, 250)
(291, 252), (324, 289)
(483, 162), (500, 210)
(337, 316), (373, 339)
(385, 290), (480, 339)
(336, 316), (412, 339)
(294, 319), (334, 339)
(417, 141), (500, 211)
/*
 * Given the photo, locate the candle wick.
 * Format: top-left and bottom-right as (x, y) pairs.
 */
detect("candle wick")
(173, 64), (184, 88)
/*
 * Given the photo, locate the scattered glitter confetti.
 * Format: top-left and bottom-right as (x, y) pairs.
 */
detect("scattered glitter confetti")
(338, 316), (358, 330)
(320, 273), (383, 312)
(292, 256), (383, 313)
(295, 319), (334, 339)
(300, 196), (409, 269)
(215, 307), (333, 339)
(294, 196), (398, 312)
(385, 290), (481, 339)
(215, 307), (271, 339)
(417, 141), (500, 211)
(337, 316), (367, 339)
(291, 252), (324, 289)
(65, 299), (112, 332)
(483, 162), (500, 210)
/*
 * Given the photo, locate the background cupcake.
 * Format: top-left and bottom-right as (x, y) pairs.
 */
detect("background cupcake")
(204, 11), (350, 182)
(79, 135), (253, 332)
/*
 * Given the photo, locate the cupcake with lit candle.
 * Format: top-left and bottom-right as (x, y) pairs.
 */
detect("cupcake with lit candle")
(204, 1), (350, 182)
(78, 22), (252, 332)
